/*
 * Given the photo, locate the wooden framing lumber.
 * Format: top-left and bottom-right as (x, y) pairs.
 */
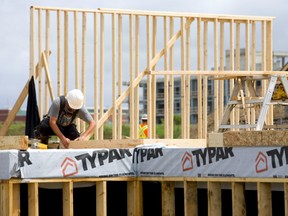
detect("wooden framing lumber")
(28, 183), (39, 216)
(148, 70), (288, 76)
(0, 7), (278, 150)
(64, 11), (69, 95)
(45, 11), (50, 113)
(57, 10), (62, 96)
(0, 182), (13, 216)
(63, 181), (73, 216)
(0, 77), (29, 136)
(117, 13), (123, 140)
(93, 12), (99, 140)
(185, 17), (191, 139)
(197, 17), (203, 139)
(112, 12), (117, 139)
(161, 181), (175, 216)
(208, 182), (221, 216)
(232, 182), (246, 216)
(0, 136), (28, 150)
(285, 183), (288, 215)
(213, 19), (219, 131)
(37, 9), (43, 118)
(135, 15), (140, 140)
(1, 175), (288, 216)
(105, 9), (274, 21)
(67, 138), (207, 149)
(257, 182), (272, 216)
(152, 15), (157, 139)
(129, 14), (135, 139)
(96, 181), (107, 216)
(168, 17), (174, 139)
(0, 49), (51, 136)
(181, 16), (186, 139)
(127, 181), (143, 216)
(12, 184), (20, 216)
(28, 7), (274, 23)
(203, 21), (208, 139)
(163, 16), (169, 139)
(2, 7), (275, 141)
(219, 21), (225, 125)
(184, 181), (198, 216)
(99, 13), (104, 140)
(66, 139), (140, 149)
(229, 20), (235, 128)
(1, 178), (288, 216)
(42, 52), (55, 101)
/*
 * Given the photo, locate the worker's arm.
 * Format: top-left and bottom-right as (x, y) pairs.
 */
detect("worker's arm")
(75, 119), (96, 141)
(49, 116), (70, 148)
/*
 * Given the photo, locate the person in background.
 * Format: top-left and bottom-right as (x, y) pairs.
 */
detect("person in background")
(138, 114), (148, 139)
(34, 89), (96, 148)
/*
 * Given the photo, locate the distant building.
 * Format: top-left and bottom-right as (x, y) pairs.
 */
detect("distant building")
(141, 77), (214, 124)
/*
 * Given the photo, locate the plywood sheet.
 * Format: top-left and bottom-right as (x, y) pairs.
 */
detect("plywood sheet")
(223, 130), (288, 146)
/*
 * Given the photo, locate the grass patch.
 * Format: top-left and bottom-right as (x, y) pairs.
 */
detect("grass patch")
(0, 121), (26, 136)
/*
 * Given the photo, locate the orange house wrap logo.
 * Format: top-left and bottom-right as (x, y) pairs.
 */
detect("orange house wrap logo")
(182, 152), (193, 171)
(61, 157), (79, 177)
(255, 152), (268, 173)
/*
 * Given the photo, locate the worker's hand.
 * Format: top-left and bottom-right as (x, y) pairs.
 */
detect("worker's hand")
(60, 137), (71, 148)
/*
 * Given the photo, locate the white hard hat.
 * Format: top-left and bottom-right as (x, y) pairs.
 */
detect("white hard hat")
(66, 89), (84, 109)
(141, 114), (148, 120)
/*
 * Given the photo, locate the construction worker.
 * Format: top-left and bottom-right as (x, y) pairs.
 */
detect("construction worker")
(138, 114), (148, 139)
(34, 89), (96, 148)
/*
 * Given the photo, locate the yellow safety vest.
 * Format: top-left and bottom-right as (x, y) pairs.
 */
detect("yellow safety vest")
(138, 124), (148, 139)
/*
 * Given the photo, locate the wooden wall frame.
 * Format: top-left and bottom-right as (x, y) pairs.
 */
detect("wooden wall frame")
(0, 7), (276, 140)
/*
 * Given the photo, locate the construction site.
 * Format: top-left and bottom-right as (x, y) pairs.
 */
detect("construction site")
(1, 5), (288, 216)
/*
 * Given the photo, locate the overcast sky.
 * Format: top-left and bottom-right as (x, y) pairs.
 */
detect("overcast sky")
(1, 0), (288, 110)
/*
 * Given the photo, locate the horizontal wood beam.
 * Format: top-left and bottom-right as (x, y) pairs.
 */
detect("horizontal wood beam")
(5, 176), (288, 184)
(0, 136), (28, 150)
(66, 138), (206, 149)
(98, 8), (275, 21)
(31, 6), (275, 22)
(148, 70), (288, 76)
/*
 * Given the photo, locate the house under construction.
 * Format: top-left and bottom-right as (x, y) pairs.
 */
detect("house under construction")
(1, 6), (288, 216)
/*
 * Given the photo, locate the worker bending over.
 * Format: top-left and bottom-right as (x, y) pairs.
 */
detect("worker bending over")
(34, 89), (96, 148)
